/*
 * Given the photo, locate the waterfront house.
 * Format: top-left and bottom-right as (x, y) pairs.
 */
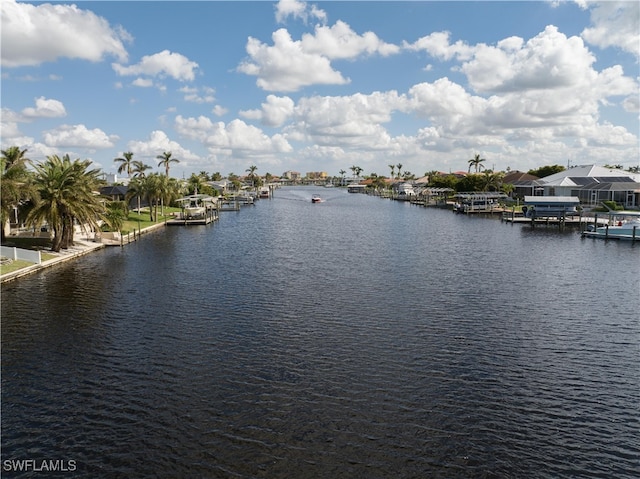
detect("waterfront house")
(532, 165), (640, 208)
(503, 171), (540, 199)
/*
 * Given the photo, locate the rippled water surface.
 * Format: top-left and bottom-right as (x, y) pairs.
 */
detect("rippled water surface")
(2, 187), (639, 478)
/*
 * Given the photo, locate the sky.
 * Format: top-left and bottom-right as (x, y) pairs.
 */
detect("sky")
(1, 0), (639, 180)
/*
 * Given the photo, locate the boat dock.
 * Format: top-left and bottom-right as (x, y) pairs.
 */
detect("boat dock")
(166, 212), (218, 226)
(580, 211), (640, 242)
(501, 210), (609, 227)
(166, 194), (220, 225)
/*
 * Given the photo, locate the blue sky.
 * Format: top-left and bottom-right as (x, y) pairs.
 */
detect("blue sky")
(2, 0), (638, 179)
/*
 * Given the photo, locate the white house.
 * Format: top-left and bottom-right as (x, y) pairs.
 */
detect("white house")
(534, 165), (640, 208)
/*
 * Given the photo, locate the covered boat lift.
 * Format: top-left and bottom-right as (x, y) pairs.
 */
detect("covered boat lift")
(168, 194), (219, 225)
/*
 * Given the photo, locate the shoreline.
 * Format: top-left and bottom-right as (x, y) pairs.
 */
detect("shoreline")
(1, 222), (166, 284)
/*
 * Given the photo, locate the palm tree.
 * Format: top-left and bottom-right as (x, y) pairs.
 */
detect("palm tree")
(114, 151), (134, 177)
(125, 177), (145, 215)
(481, 170), (504, 191)
(141, 174), (162, 221)
(187, 173), (206, 196)
(27, 154), (105, 252)
(468, 153), (486, 173)
(396, 163), (403, 179)
(156, 151), (179, 177)
(1, 146), (36, 240)
(156, 175), (181, 217)
(388, 164), (395, 178)
(246, 165), (258, 188)
(104, 201), (127, 233)
(131, 160), (152, 178)
(424, 170), (440, 186)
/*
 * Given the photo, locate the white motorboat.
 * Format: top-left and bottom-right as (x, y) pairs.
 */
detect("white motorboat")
(584, 212), (640, 241)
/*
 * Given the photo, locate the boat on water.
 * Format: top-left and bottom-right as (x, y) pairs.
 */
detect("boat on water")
(169, 194), (219, 225)
(258, 187), (270, 199)
(583, 211), (640, 241)
(394, 182), (416, 201)
(177, 195), (217, 219)
(311, 195), (323, 203)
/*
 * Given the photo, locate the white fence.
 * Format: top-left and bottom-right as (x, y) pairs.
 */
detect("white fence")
(1, 246), (41, 264)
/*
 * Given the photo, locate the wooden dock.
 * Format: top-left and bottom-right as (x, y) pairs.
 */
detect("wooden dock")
(501, 211), (608, 228)
(166, 209), (219, 226)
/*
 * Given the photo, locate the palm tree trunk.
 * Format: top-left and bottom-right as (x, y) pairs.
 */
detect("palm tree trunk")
(51, 226), (63, 252)
(61, 216), (74, 249)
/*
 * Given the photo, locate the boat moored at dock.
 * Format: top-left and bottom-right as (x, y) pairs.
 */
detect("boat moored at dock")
(582, 211), (640, 241)
(522, 196), (580, 219)
(168, 194), (219, 225)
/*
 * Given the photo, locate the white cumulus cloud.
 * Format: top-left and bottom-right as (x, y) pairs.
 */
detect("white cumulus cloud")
(175, 116), (292, 153)
(21, 97), (67, 119)
(42, 124), (117, 149)
(1, 0), (129, 68)
(126, 130), (200, 162)
(301, 21), (400, 59)
(581, 1), (640, 59)
(238, 29), (349, 92)
(275, 0), (327, 24)
(113, 50), (199, 82)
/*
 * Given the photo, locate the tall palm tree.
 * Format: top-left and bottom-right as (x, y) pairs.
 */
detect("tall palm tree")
(125, 177), (145, 214)
(1, 146), (36, 240)
(114, 151), (134, 177)
(396, 163), (403, 179)
(246, 165), (258, 188)
(388, 164), (395, 178)
(468, 153), (486, 173)
(27, 154), (105, 252)
(163, 176), (183, 215)
(156, 151), (179, 177)
(141, 173), (162, 221)
(350, 165), (363, 179)
(131, 160), (152, 178)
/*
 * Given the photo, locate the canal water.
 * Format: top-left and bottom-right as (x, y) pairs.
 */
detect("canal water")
(2, 186), (639, 478)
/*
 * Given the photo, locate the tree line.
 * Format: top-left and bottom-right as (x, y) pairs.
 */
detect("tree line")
(4, 146), (637, 251)
(1, 148), (197, 251)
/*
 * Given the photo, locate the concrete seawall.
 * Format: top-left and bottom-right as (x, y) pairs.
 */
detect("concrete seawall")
(1, 222), (167, 284)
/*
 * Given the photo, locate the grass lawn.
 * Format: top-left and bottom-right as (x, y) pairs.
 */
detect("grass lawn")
(1, 259), (35, 275)
(120, 208), (180, 234)
(0, 252), (57, 276)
